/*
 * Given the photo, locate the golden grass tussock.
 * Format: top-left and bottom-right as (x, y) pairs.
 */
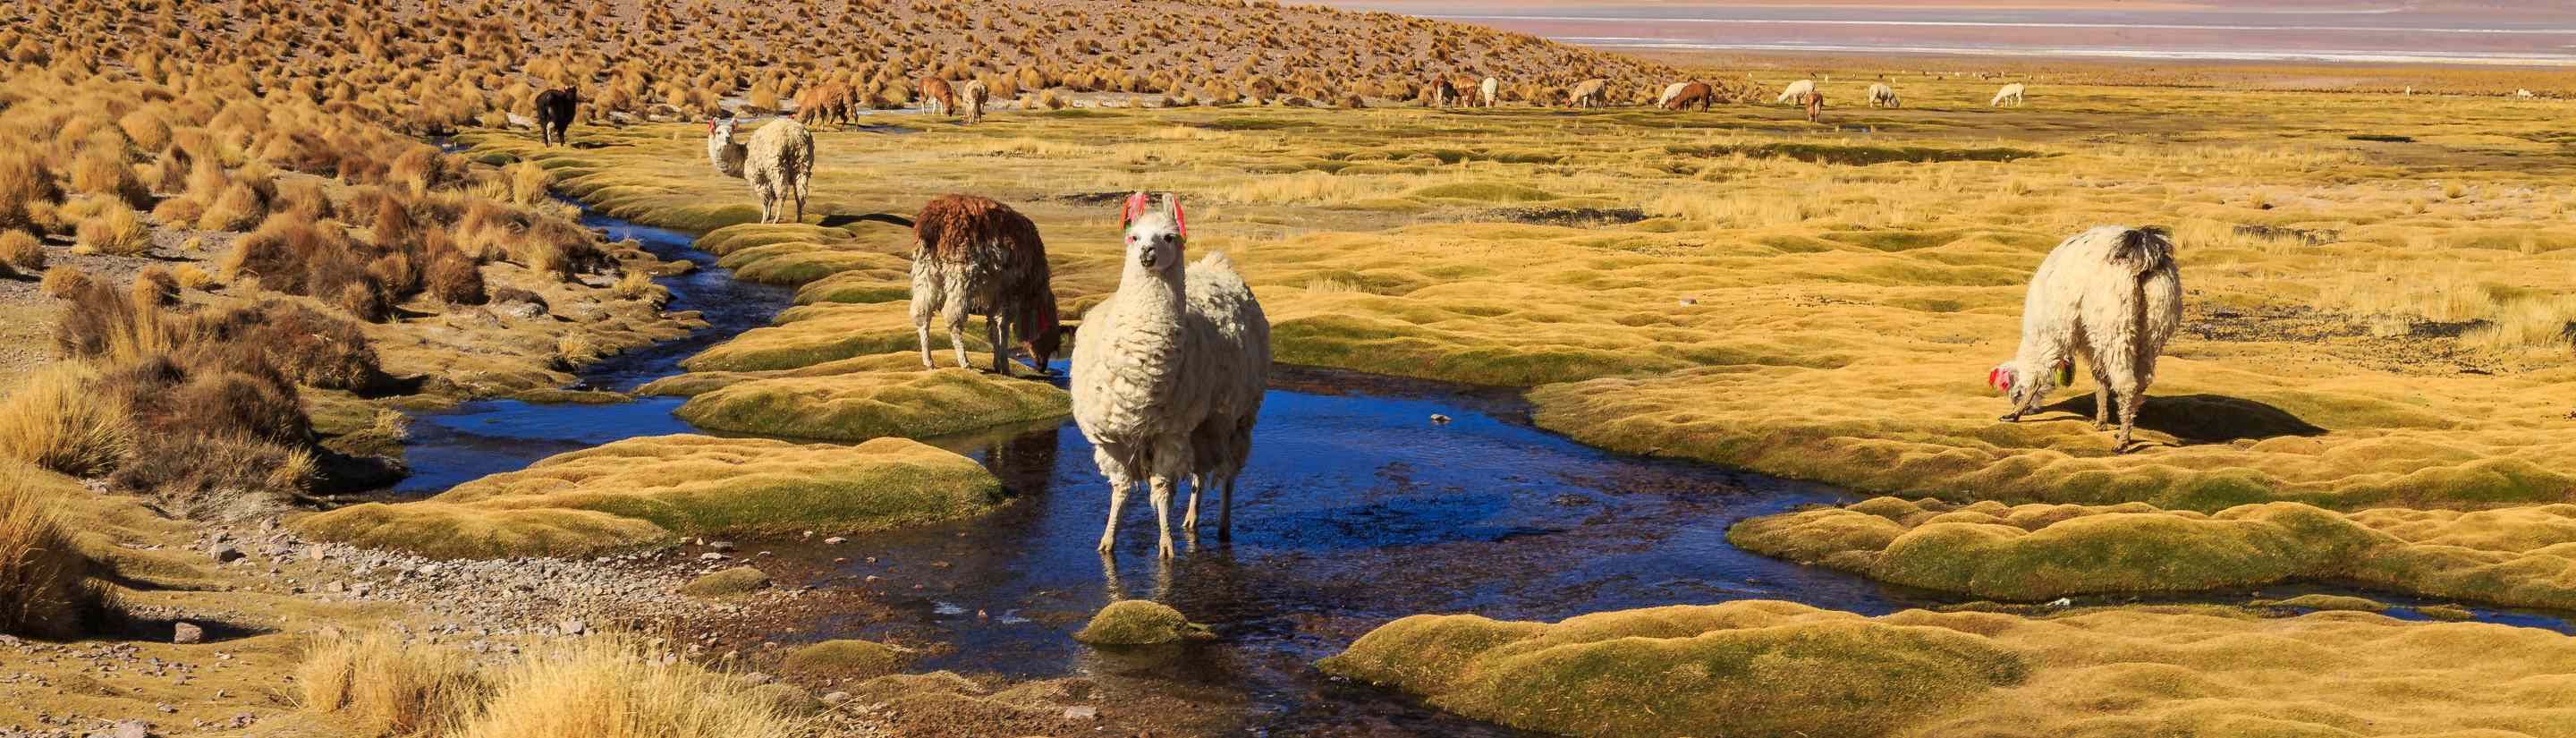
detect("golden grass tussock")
(295, 633), (797, 738)
(447, 636), (797, 738)
(0, 363), (131, 477)
(0, 462), (106, 639)
(1328, 598), (2576, 738)
(1733, 496), (2576, 612)
(298, 632), (487, 735)
(294, 435), (1001, 558)
(71, 198), (149, 256)
(0, 228), (41, 275)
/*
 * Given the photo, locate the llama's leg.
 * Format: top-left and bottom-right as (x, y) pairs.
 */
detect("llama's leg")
(1182, 471), (1205, 531)
(1216, 472), (1236, 541)
(943, 280), (972, 369)
(910, 265), (939, 369)
(1149, 439), (1188, 558)
(2090, 362), (2114, 430)
(987, 308), (1013, 376)
(2115, 382), (2142, 452)
(1096, 448), (1131, 554)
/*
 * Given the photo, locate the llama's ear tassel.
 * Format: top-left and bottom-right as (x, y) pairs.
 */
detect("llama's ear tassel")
(1988, 368), (2011, 394)
(1121, 191), (1150, 228)
(1174, 199), (1186, 239)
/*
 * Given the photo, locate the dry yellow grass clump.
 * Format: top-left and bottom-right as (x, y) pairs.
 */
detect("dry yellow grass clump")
(1326, 599), (2576, 738)
(0, 462), (105, 639)
(1733, 496), (2576, 611)
(299, 632), (797, 738)
(294, 435), (1002, 558)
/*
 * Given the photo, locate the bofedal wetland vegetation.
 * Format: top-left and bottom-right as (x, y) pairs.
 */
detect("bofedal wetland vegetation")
(8, 0), (2576, 736)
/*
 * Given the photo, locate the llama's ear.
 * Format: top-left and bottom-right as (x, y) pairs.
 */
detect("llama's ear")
(1172, 198), (1186, 239)
(1121, 192), (1150, 228)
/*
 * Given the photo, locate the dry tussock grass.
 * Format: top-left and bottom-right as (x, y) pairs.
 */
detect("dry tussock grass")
(0, 462), (104, 639)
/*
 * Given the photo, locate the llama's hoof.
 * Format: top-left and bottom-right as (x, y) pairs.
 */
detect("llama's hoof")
(1156, 540), (1176, 559)
(1997, 413), (2021, 422)
(1096, 537), (1115, 555)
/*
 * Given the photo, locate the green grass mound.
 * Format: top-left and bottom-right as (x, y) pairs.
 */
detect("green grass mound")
(637, 352), (980, 397)
(1733, 497), (2576, 610)
(1319, 600), (2027, 738)
(719, 245), (910, 287)
(778, 639), (908, 679)
(693, 224), (860, 257)
(1407, 182), (1561, 203)
(294, 436), (1001, 558)
(2249, 594), (2387, 612)
(1072, 600), (1212, 646)
(680, 302), (953, 372)
(795, 270), (914, 305)
(677, 566), (773, 597)
(674, 368), (1067, 441)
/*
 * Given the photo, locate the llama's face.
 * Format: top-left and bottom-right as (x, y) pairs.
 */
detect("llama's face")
(1118, 192), (1185, 275)
(1988, 359), (2069, 418)
(707, 118), (738, 147)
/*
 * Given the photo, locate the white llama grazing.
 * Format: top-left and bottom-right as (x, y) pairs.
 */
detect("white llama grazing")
(706, 117), (814, 225)
(1072, 193), (1269, 557)
(1479, 76), (1501, 107)
(1991, 82), (2026, 107)
(1567, 78), (1609, 108)
(1775, 79), (1816, 106)
(1868, 82), (1900, 108)
(1989, 225), (2182, 453)
(960, 79), (990, 124)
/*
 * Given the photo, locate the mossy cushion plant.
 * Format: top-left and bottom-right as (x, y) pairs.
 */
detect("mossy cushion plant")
(674, 368), (1069, 442)
(1072, 600), (1213, 646)
(1732, 496), (2576, 610)
(778, 639), (908, 679)
(294, 435), (1002, 558)
(1319, 600), (2027, 738)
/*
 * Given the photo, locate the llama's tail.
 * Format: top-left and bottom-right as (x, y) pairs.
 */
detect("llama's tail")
(2118, 226), (2173, 380)
(820, 213), (914, 229)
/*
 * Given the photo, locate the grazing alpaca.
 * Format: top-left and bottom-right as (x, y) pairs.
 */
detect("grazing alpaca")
(959, 79), (989, 124)
(1992, 83), (2026, 107)
(705, 117), (814, 225)
(897, 194), (1063, 376)
(1775, 79), (1816, 105)
(1990, 225), (2182, 453)
(1868, 82), (1900, 108)
(794, 81), (852, 127)
(1072, 193), (1270, 557)
(1428, 77), (1459, 107)
(919, 76), (955, 116)
(1663, 81), (1714, 111)
(1657, 81), (1690, 107)
(534, 88), (577, 146)
(1479, 76), (1500, 107)
(1801, 90), (1825, 123)
(1567, 78), (1608, 108)
(2517, 89), (2537, 99)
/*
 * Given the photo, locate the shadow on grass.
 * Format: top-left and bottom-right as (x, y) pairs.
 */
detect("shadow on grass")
(2045, 393), (2326, 444)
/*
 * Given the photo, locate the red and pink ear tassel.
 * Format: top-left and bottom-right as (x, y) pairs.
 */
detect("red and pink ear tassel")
(1173, 199), (1186, 239)
(1987, 368), (2011, 393)
(1121, 191), (1151, 228)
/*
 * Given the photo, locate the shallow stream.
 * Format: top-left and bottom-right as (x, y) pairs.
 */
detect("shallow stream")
(388, 202), (2575, 734)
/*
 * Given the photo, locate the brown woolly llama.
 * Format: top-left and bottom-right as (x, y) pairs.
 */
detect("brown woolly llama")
(919, 76), (956, 117)
(1663, 81), (1714, 111)
(897, 195), (1062, 376)
(1801, 89), (1826, 123)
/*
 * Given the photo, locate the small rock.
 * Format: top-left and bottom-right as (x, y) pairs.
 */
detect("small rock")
(207, 546), (242, 564)
(171, 623), (203, 645)
(107, 720), (150, 738)
(558, 619), (585, 636)
(708, 541), (738, 553)
(741, 671), (775, 685)
(1678, 297), (1698, 306)
(699, 552), (728, 562)
(820, 691), (853, 706)
(1429, 413), (1452, 425)
(1063, 705), (1099, 720)
(823, 537), (846, 545)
